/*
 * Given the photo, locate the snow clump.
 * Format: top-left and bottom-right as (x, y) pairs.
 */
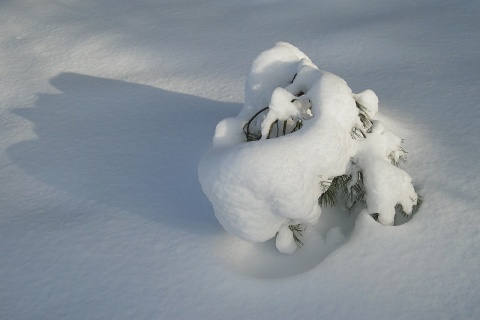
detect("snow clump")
(198, 42), (419, 253)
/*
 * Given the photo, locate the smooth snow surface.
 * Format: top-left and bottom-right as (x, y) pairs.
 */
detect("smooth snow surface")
(1, 0), (479, 319)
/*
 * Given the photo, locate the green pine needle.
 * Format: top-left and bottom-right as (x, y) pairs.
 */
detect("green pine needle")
(319, 175), (351, 207)
(394, 190), (424, 225)
(289, 224), (306, 247)
(388, 146), (408, 167)
(355, 101), (373, 131)
(319, 172), (366, 210)
(243, 107), (304, 141)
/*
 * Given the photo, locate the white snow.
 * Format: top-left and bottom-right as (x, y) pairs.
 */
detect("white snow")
(275, 225), (298, 254)
(325, 226), (345, 247)
(199, 43), (418, 251)
(1, 0), (479, 319)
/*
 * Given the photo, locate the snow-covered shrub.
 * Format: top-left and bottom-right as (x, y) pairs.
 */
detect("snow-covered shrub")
(198, 42), (420, 254)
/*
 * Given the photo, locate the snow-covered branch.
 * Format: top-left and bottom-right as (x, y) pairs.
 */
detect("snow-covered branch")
(199, 42), (420, 253)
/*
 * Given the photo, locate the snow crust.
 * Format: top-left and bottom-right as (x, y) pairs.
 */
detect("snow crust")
(199, 43), (418, 252)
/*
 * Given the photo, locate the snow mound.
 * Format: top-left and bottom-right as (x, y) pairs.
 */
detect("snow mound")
(199, 42), (419, 253)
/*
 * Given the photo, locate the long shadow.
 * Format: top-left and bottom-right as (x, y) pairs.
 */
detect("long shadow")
(7, 72), (240, 234)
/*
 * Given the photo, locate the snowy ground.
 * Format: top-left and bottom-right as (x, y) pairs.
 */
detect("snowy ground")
(1, 0), (479, 319)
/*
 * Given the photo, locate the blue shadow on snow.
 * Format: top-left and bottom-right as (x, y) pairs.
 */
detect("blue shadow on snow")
(8, 72), (240, 234)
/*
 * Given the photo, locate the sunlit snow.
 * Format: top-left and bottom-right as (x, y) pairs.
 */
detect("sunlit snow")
(1, 1), (479, 319)
(199, 43), (418, 253)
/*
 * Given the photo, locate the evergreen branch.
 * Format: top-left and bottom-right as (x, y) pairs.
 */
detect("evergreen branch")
(355, 101), (373, 131)
(291, 120), (303, 133)
(267, 120), (279, 139)
(394, 190), (423, 225)
(319, 171), (368, 210)
(412, 194), (423, 215)
(349, 181), (366, 206)
(291, 73), (297, 83)
(243, 107), (269, 141)
(243, 107), (304, 142)
(351, 127), (366, 140)
(289, 224), (306, 247)
(388, 146), (408, 167)
(319, 175), (351, 207)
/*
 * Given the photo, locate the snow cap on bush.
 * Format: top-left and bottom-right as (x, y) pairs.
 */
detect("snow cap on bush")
(199, 42), (419, 253)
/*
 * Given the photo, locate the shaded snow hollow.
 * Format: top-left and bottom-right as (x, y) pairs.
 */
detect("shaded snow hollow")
(199, 43), (418, 253)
